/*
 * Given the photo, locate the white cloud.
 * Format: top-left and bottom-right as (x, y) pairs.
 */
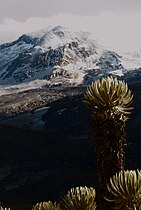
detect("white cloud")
(0, 13), (141, 52)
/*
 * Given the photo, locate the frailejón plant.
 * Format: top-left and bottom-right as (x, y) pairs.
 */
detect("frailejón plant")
(106, 170), (141, 210)
(84, 76), (133, 119)
(84, 76), (133, 210)
(32, 201), (61, 210)
(60, 186), (96, 210)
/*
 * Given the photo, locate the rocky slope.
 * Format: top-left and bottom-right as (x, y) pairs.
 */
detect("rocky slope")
(0, 25), (141, 88)
(0, 26), (97, 85)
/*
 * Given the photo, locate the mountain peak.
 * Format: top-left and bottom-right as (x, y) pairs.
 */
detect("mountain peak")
(28, 25), (68, 39)
(0, 26), (141, 87)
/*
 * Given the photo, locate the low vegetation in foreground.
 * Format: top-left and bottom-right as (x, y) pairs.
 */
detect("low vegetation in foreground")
(0, 77), (141, 210)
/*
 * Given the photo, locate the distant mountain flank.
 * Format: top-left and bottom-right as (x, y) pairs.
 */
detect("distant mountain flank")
(0, 25), (141, 86)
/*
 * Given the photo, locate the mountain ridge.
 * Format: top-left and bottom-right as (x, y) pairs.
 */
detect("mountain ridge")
(0, 25), (141, 88)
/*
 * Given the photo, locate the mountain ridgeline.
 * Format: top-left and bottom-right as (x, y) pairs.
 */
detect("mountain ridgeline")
(1, 25), (141, 86)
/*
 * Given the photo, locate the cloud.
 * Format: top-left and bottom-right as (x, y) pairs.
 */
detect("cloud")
(0, 13), (141, 52)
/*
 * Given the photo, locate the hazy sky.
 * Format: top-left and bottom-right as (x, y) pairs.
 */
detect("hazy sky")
(0, 0), (141, 51)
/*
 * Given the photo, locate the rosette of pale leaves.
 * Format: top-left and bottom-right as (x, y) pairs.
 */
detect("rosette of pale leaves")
(105, 170), (141, 210)
(84, 77), (133, 119)
(0, 207), (10, 210)
(32, 201), (61, 210)
(60, 186), (96, 210)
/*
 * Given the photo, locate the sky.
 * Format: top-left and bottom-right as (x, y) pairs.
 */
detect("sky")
(0, 0), (141, 52)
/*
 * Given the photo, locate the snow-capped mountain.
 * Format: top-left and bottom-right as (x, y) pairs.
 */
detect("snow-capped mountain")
(0, 25), (141, 88)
